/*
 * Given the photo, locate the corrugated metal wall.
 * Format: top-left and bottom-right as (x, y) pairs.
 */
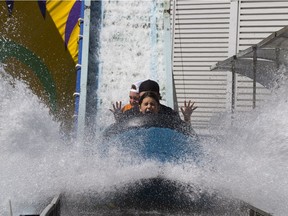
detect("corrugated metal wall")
(172, 0), (231, 134)
(235, 0), (288, 112)
(172, 0), (288, 134)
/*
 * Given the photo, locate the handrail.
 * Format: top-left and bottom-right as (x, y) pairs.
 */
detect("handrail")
(34, 193), (273, 215)
(244, 202), (273, 216)
(39, 194), (61, 216)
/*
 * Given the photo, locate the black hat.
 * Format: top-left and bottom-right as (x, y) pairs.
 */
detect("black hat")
(138, 79), (160, 94)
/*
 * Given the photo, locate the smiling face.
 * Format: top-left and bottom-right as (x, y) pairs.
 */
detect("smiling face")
(129, 91), (140, 106)
(140, 96), (160, 114)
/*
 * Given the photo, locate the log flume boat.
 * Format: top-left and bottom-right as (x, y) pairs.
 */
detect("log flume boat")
(29, 114), (272, 216)
(83, 114), (269, 215)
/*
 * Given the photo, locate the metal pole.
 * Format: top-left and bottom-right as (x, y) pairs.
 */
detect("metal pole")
(150, 0), (158, 81)
(77, 0), (91, 142)
(252, 46), (257, 109)
(9, 200), (13, 216)
(231, 55), (236, 113)
(275, 47), (280, 70)
(163, 0), (175, 109)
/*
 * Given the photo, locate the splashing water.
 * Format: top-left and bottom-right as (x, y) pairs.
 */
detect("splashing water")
(1, 1), (288, 215)
(2, 66), (288, 215)
(95, 0), (166, 130)
(0, 72), (64, 214)
(0, 71), (175, 215)
(201, 81), (288, 216)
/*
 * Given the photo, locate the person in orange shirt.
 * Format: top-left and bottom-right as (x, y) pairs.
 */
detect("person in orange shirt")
(110, 80), (143, 121)
(121, 81), (142, 112)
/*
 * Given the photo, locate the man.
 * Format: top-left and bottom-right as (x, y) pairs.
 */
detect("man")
(122, 81), (142, 112)
(110, 80), (142, 121)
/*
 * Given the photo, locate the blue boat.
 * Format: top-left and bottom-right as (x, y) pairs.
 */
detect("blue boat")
(103, 114), (200, 164)
(99, 114), (245, 214)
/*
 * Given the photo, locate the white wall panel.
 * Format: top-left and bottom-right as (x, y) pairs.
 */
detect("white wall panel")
(172, 0), (230, 133)
(171, 0), (288, 134)
(235, 0), (288, 111)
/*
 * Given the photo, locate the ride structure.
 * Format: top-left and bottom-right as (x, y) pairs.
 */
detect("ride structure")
(0, 1), (82, 132)
(0, 0), (102, 137)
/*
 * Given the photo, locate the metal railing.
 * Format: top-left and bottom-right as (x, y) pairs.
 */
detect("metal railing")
(20, 193), (274, 216)
(245, 203), (273, 216)
(39, 194), (60, 216)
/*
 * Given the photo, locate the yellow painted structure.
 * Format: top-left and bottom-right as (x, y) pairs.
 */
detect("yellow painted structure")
(0, 1), (81, 130)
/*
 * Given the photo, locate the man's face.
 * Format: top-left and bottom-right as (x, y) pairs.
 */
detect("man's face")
(129, 92), (140, 106)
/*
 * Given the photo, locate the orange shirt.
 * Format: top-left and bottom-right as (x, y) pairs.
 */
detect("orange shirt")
(122, 104), (133, 112)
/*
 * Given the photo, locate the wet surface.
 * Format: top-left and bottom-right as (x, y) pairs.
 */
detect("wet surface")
(60, 178), (248, 216)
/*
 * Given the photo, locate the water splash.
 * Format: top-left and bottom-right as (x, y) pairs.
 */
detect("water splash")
(96, 0), (165, 130)
(201, 81), (288, 216)
(1, 0), (288, 215)
(2, 65), (288, 215)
